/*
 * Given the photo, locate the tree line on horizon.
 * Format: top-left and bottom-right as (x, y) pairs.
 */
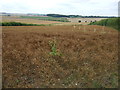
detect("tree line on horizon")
(46, 14), (116, 18)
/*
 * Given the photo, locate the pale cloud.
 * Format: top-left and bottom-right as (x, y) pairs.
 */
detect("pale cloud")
(0, 0), (119, 16)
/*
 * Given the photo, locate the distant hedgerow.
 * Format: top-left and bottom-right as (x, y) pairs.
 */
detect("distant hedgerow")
(0, 22), (47, 26)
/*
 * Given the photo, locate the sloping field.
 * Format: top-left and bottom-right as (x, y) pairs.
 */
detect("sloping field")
(1, 16), (81, 25)
(21, 16), (70, 22)
(2, 25), (118, 88)
(2, 16), (107, 25)
(2, 16), (63, 24)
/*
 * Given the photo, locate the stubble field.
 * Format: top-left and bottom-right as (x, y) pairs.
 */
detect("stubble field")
(2, 16), (63, 25)
(2, 25), (118, 88)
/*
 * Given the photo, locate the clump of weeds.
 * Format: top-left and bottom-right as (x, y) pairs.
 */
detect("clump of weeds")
(48, 39), (62, 56)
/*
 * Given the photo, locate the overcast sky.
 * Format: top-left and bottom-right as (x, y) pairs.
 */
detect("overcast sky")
(0, 0), (119, 16)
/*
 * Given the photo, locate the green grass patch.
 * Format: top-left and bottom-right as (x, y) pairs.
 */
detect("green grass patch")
(21, 16), (70, 22)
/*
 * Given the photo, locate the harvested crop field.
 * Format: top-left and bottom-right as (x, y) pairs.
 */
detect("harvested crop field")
(2, 16), (63, 25)
(2, 25), (118, 88)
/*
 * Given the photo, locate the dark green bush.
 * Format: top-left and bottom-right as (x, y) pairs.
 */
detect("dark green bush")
(0, 22), (46, 26)
(89, 18), (120, 31)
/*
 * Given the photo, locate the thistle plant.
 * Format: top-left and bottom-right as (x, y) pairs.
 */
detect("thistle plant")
(49, 39), (62, 56)
(84, 26), (86, 32)
(94, 28), (96, 32)
(101, 25), (106, 34)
